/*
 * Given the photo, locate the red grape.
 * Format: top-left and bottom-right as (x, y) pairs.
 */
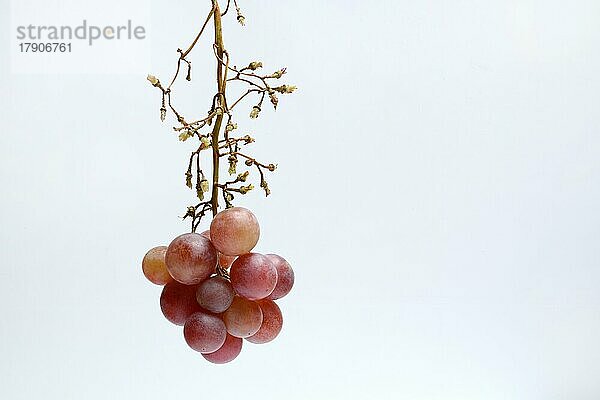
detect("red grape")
(165, 233), (217, 285)
(230, 253), (278, 300)
(160, 281), (201, 325)
(200, 230), (237, 268)
(196, 276), (235, 313)
(142, 246), (172, 285)
(266, 254), (294, 300)
(218, 253), (237, 269)
(184, 312), (227, 353)
(202, 334), (243, 364)
(210, 207), (260, 256)
(246, 300), (283, 344)
(222, 296), (263, 338)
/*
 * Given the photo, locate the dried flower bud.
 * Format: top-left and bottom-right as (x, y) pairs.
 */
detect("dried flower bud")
(160, 107), (167, 122)
(237, 14), (245, 26)
(269, 68), (287, 79)
(274, 85), (297, 94)
(248, 61), (262, 71)
(226, 122), (238, 132)
(224, 191), (234, 208)
(200, 136), (211, 150)
(269, 93), (279, 109)
(250, 105), (261, 119)
(200, 179), (209, 193)
(239, 184), (254, 194)
(196, 188), (204, 201)
(228, 157), (237, 175)
(243, 135), (255, 144)
(260, 180), (271, 196)
(185, 206), (196, 218)
(245, 159), (254, 167)
(185, 171), (193, 189)
(178, 131), (192, 141)
(147, 74), (159, 86)
(267, 164), (277, 172)
(237, 171), (249, 182)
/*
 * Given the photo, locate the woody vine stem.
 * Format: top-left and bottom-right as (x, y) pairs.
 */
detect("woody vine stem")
(147, 0), (296, 233)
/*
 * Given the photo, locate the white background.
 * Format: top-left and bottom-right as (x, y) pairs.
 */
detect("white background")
(1, 0), (600, 399)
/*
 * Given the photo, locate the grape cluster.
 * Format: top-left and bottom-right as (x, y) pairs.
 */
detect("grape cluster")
(142, 207), (294, 364)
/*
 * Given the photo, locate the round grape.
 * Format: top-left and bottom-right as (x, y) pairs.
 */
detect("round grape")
(184, 312), (227, 353)
(218, 253), (237, 269)
(160, 281), (201, 325)
(142, 246), (172, 285)
(222, 296), (263, 338)
(230, 253), (278, 300)
(200, 230), (237, 268)
(196, 276), (235, 313)
(210, 207), (260, 256)
(266, 254), (294, 300)
(165, 233), (217, 285)
(246, 299), (283, 344)
(202, 334), (243, 364)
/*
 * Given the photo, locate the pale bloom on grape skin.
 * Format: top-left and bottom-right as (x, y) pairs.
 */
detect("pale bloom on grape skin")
(199, 230), (238, 269)
(202, 334), (243, 364)
(209, 207), (260, 256)
(196, 276), (235, 314)
(160, 281), (202, 326)
(142, 246), (172, 285)
(218, 253), (237, 268)
(223, 296), (263, 338)
(184, 312), (227, 353)
(230, 253), (278, 300)
(165, 233), (217, 285)
(246, 299), (283, 344)
(266, 254), (295, 300)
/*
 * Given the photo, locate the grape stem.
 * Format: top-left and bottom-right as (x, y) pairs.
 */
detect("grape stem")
(211, 0), (225, 218)
(148, 0), (296, 232)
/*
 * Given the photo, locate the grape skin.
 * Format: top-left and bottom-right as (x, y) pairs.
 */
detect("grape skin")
(230, 253), (278, 300)
(266, 254), (294, 300)
(200, 230), (237, 268)
(210, 207), (260, 256)
(142, 246), (172, 285)
(246, 300), (283, 344)
(160, 281), (201, 326)
(202, 334), (243, 364)
(196, 276), (235, 314)
(222, 296), (263, 338)
(184, 312), (227, 353)
(165, 233), (217, 285)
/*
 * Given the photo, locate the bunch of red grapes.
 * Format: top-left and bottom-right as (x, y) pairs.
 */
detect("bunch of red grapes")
(142, 207), (294, 364)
